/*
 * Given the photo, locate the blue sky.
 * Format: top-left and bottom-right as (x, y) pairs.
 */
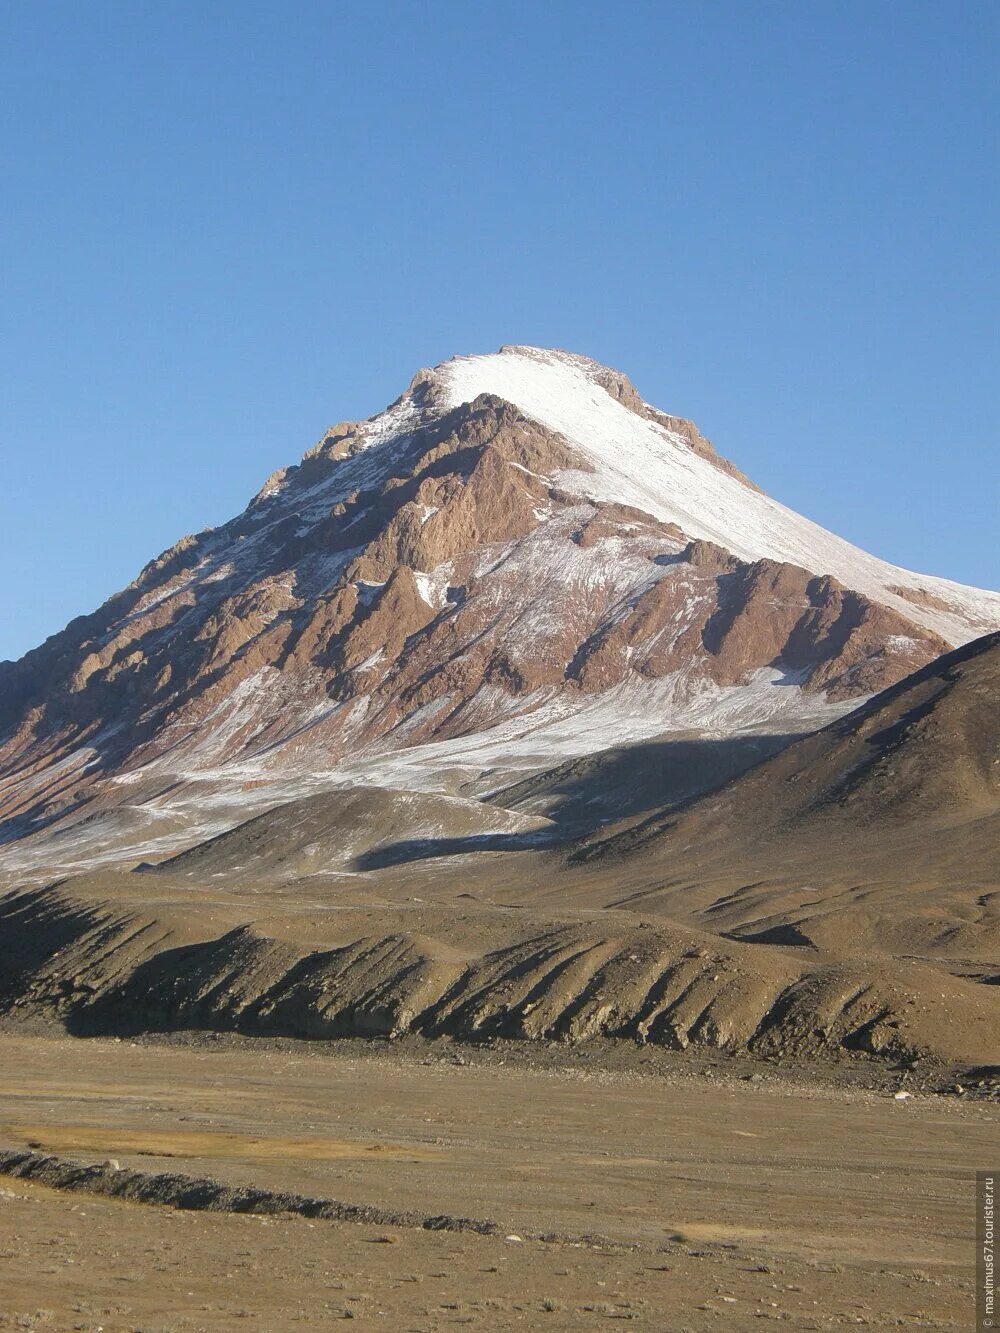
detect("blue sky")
(2, 1), (997, 662)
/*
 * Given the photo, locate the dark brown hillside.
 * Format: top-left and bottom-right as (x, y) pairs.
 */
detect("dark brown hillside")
(563, 634), (1000, 962)
(595, 629), (1000, 855)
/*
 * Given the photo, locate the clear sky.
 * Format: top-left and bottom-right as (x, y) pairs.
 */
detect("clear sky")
(2, 1), (997, 662)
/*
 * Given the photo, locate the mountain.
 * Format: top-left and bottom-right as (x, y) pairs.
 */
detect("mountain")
(3, 636), (998, 1073)
(570, 631), (1000, 962)
(636, 629), (1000, 834)
(2, 345), (999, 877)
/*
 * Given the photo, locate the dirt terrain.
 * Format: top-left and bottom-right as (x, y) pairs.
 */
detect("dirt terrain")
(0, 313), (997, 1333)
(1, 641), (998, 1091)
(0, 542), (996, 1326)
(0, 1030), (989, 1329)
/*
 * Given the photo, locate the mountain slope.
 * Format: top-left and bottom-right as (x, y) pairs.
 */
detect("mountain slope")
(2, 346), (998, 876)
(569, 632), (1000, 960)
(151, 785), (551, 879)
(590, 629), (1000, 851)
(441, 350), (998, 643)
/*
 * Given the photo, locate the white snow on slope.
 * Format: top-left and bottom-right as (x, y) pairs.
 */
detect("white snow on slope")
(329, 667), (851, 799)
(0, 661), (851, 883)
(439, 347), (1000, 645)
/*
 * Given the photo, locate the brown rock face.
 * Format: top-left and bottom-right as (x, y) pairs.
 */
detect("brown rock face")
(564, 542), (947, 699)
(699, 557), (949, 698)
(0, 348), (990, 859)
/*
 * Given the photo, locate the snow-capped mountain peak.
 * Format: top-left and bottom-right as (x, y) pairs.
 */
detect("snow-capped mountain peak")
(1, 345), (998, 876)
(436, 345), (998, 644)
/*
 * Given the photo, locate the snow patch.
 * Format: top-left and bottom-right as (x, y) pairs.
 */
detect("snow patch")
(413, 567), (453, 610)
(440, 347), (1000, 645)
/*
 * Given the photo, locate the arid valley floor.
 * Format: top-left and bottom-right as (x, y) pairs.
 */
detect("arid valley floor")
(0, 1029), (990, 1330)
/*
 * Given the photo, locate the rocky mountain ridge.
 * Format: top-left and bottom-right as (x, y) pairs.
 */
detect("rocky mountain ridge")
(2, 345), (998, 875)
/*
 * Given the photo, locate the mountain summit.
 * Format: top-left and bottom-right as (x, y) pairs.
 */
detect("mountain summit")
(3, 345), (999, 872)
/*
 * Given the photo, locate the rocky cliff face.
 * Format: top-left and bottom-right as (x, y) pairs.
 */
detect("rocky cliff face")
(2, 346), (997, 870)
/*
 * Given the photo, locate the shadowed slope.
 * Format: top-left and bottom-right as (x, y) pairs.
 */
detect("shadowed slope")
(154, 786), (552, 878)
(588, 630), (1000, 855)
(564, 633), (1000, 960)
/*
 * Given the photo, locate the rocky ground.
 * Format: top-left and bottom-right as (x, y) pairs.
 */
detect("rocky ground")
(0, 1029), (990, 1330)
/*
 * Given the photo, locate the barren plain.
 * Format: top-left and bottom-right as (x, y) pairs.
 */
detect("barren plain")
(0, 1030), (990, 1330)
